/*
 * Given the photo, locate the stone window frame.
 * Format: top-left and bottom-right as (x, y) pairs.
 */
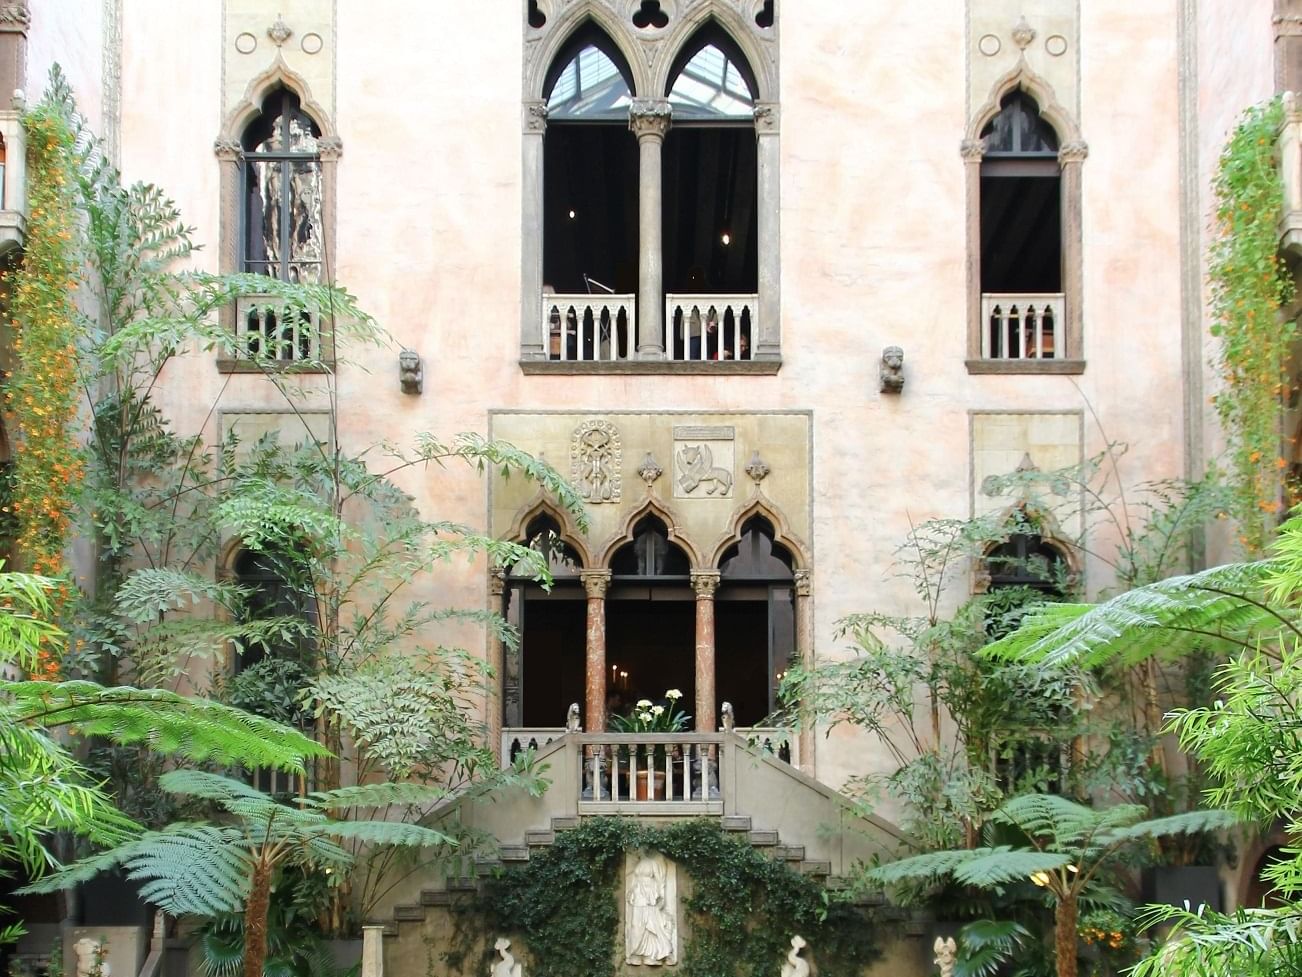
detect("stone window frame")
(519, 0), (781, 374)
(963, 66), (1088, 375)
(213, 63), (342, 374)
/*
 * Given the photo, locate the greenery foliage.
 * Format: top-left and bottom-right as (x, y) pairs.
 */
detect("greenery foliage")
(1207, 97), (1295, 552)
(470, 818), (880, 977)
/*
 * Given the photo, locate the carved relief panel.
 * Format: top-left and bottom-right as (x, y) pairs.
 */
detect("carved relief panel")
(625, 850), (678, 966)
(673, 425), (735, 499)
(571, 419), (622, 503)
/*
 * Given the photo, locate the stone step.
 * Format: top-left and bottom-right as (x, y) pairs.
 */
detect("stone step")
(499, 845), (530, 862)
(748, 829), (779, 846)
(721, 815), (752, 831)
(551, 816), (581, 830)
(772, 844), (805, 861)
(381, 923), (398, 938)
(393, 905), (425, 922)
(447, 876), (480, 892)
(526, 829), (555, 846)
(420, 889), (452, 906)
(800, 860), (832, 877)
(474, 857), (503, 876)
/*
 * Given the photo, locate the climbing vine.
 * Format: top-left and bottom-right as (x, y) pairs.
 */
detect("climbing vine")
(465, 818), (881, 977)
(5, 76), (83, 675)
(1207, 97), (1295, 554)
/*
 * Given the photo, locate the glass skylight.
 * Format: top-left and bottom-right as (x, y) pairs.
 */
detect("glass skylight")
(668, 44), (755, 119)
(547, 45), (632, 120)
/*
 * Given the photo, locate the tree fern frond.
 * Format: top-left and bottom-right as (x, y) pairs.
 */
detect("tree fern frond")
(954, 919), (1032, 977)
(867, 848), (987, 885)
(309, 820), (455, 849)
(952, 848), (1074, 887)
(1097, 808), (1239, 846)
(307, 782), (453, 811)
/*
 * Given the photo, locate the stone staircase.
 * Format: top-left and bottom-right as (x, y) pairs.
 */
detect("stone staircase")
(375, 814), (874, 936)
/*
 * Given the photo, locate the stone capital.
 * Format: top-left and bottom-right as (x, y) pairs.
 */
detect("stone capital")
(793, 568), (812, 597)
(581, 569), (612, 599)
(522, 99), (548, 133)
(1058, 140), (1089, 164)
(690, 570), (721, 598)
(488, 565), (507, 596)
(318, 135), (344, 161)
(753, 101), (779, 133)
(213, 137), (243, 161)
(0, 2), (29, 32)
(629, 98), (672, 140)
(959, 138), (986, 162)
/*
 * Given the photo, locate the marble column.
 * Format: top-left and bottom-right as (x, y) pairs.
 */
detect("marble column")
(520, 100), (548, 360)
(753, 102), (781, 361)
(1058, 141), (1089, 361)
(582, 570), (612, 733)
(487, 566), (507, 765)
(213, 138), (243, 334)
(361, 925), (385, 977)
(691, 570), (721, 733)
(960, 138), (986, 360)
(793, 569), (814, 776)
(629, 99), (671, 359)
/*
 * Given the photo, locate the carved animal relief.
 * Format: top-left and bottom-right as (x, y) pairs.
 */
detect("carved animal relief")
(571, 420), (622, 503)
(676, 444), (733, 497)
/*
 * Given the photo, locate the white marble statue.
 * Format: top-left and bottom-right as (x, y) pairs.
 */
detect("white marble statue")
(490, 938), (521, 977)
(780, 936), (808, 977)
(933, 936), (957, 977)
(73, 938), (109, 977)
(626, 852), (677, 965)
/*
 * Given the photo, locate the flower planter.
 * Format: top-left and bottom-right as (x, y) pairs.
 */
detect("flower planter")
(632, 770), (667, 800)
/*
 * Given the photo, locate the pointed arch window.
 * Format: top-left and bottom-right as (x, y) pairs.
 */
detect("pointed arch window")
(968, 89), (1085, 371)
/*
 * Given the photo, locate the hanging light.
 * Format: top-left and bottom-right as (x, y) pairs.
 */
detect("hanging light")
(720, 230), (731, 246)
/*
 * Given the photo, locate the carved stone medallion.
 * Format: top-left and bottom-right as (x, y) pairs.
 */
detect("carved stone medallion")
(571, 420), (622, 503)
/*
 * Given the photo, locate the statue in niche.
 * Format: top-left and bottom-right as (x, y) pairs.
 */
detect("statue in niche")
(490, 938), (522, 977)
(676, 443), (733, 496)
(626, 852), (677, 965)
(570, 420), (621, 503)
(880, 345), (905, 394)
(933, 936), (957, 977)
(779, 936), (808, 977)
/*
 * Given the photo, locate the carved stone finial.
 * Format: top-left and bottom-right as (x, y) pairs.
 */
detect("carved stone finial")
(267, 15), (293, 47)
(744, 450), (771, 484)
(780, 936), (809, 977)
(880, 346), (905, 394)
(721, 701), (735, 733)
(1011, 16), (1036, 50)
(1015, 452), (1039, 473)
(959, 138), (986, 162)
(565, 702), (581, 732)
(933, 936), (958, 977)
(629, 98), (672, 140)
(491, 938), (523, 977)
(1058, 139), (1089, 164)
(637, 452), (664, 486)
(398, 349), (423, 395)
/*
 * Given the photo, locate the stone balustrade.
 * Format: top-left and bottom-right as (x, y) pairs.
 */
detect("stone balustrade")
(576, 732), (727, 814)
(543, 293), (635, 361)
(235, 294), (323, 362)
(981, 292), (1064, 360)
(665, 293), (758, 361)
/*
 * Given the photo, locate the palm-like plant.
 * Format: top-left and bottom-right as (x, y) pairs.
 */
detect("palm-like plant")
(867, 794), (1237, 977)
(22, 772), (456, 977)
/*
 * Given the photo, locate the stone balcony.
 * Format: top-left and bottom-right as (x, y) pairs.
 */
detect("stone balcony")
(0, 106), (26, 255)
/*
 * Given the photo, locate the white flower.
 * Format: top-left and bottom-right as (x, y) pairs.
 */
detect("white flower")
(665, 689), (683, 700)
(636, 698), (653, 708)
(638, 711), (653, 723)
(652, 705), (665, 716)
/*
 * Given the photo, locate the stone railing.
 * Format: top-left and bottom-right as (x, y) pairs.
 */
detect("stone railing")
(981, 293), (1063, 360)
(666, 293), (758, 361)
(235, 294), (323, 362)
(543, 293), (636, 362)
(574, 732), (728, 815)
(501, 727), (566, 765)
(734, 726), (799, 768)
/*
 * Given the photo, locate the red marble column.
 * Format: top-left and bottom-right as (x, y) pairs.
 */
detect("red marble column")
(487, 567), (507, 765)
(581, 570), (611, 732)
(793, 569), (814, 775)
(691, 571), (721, 733)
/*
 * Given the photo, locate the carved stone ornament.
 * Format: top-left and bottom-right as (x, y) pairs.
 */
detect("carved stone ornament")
(676, 444), (733, 497)
(317, 135), (344, 160)
(629, 98), (672, 140)
(744, 450), (771, 484)
(626, 851), (678, 966)
(793, 568), (811, 597)
(565, 702), (581, 732)
(571, 420), (622, 503)
(491, 938), (523, 977)
(489, 564), (507, 596)
(780, 936), (809, 977)
(1011, 16), (1036, 50)
(753, 101), (779, 133)
(1058, 139), (1089, 164)
(398, 348), (423, 395)
(934, 936), (958, 977)
(213, 137), (243, 160)
(267, 16), (293, 47)
(880, 345), (905, 394)
(691, 570), (720, 598)
(523, 100), (548, 133)
(0, 2), (30, 29)
(720, 701), (735, 733)
(960, 138), (986, 162)
(581, 569), (612, 600)
(637, 451), (664, 486)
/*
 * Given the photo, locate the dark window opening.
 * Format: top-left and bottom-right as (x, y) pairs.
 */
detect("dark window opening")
(611, 516), (691, 577)
(513, 513), (583, 577)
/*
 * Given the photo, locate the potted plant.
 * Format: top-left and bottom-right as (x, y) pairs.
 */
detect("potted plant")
(609, 690), (690, 800)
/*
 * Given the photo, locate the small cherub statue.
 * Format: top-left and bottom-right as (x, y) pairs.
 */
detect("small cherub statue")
(780, 936), (808, 977)
(880, 345), (905, 394)
(398, 348), (423, 395)
(490, 938), (522, 977)
(933, 936), (957, 977)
